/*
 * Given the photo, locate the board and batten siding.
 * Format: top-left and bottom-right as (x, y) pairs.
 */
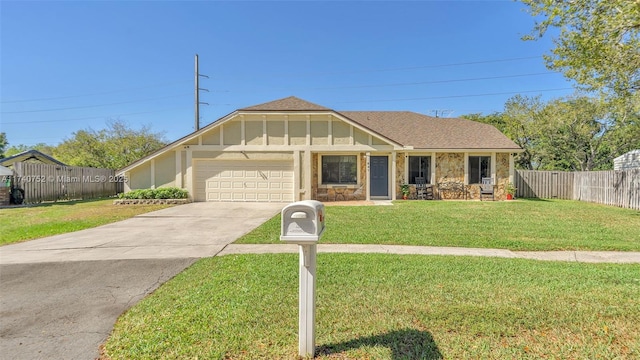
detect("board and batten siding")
(205, 113), (392, 149)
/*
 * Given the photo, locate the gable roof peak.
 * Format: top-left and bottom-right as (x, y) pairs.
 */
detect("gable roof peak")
(240, 96), (331, 111)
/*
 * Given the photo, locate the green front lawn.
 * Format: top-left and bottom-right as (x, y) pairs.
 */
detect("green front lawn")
(237, 199), (640, 251)
(0, 198), (175, 246)
(103, 253), (640, 359)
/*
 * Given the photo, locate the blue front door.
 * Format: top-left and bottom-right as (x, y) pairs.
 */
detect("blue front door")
(370, 156), (388, 197)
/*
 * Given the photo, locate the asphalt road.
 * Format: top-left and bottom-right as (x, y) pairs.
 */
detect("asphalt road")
(0, 259), (195, 360)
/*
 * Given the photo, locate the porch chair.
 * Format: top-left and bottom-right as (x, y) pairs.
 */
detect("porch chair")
(480, 177), (495, 201)
(415, 177), (428, 200)
(350, 185), (365, 201)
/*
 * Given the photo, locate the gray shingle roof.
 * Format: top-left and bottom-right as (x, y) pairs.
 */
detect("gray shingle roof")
(240, 96), (330, 111)
(339, 111), (521, 150)
(240, 97), (520, 150)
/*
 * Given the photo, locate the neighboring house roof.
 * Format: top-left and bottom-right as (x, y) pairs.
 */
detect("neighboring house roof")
(0, 150), (66, 167)
(339, 111), (520, 150)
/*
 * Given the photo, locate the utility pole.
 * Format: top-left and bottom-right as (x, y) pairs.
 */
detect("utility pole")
(194, 54), (209, 131)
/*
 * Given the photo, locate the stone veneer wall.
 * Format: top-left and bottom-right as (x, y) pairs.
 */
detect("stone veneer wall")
(356, 153), (367, 200)
(395, 153), (406, 199)
(113, 199), (191, 205)
(496, 152), (510, 200)
(313, 152), (512, 201)
(312, 153), (319, 199)
(435, 153), (465, 199)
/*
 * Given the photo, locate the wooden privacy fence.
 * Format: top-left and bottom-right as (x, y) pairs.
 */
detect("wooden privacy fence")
(515, 170), (574, 200)
(573, 170), (640, 210)
(12, 162), (124, 203)
(515, 169), (640, 210)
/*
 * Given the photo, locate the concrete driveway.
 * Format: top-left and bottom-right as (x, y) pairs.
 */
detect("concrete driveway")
(0, 202), (282, 360)
(0, 202), (283, 264)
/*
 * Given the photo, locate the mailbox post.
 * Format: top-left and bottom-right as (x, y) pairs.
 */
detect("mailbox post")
(280, 200), (325, 358)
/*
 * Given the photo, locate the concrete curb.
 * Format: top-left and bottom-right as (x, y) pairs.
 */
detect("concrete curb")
(219, 244), (640, 264)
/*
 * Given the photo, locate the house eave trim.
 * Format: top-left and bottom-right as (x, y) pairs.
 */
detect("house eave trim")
(402, 148), (524, 153)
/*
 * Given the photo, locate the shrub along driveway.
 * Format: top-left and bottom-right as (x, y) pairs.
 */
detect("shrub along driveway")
(0, 202), (282, 360)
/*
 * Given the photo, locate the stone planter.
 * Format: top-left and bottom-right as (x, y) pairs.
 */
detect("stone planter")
(113, 199), (191, 205)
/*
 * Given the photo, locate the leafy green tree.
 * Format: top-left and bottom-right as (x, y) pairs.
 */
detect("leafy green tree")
(465, 95), (640, 171)
(464, 98), (545, 170)
(55, 120), (167, 169)
(3, 143), (56, 158)
(501, 95), (547, 170)
(538, 97), (607, 171)
(596, 98), (640, 167)
(0, 133), (7, 159)
(521, 0), (640, 98)
(462, 112), (506, 132)
(542, 96), (640, 171)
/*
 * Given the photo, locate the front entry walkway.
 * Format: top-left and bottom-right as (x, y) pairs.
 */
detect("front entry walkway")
(218, 244), (640, 264)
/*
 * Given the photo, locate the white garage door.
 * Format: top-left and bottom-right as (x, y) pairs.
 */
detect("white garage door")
(194, 160), (294, 202)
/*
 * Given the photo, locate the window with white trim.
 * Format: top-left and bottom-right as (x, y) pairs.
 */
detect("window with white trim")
(322, 155), (357, 184)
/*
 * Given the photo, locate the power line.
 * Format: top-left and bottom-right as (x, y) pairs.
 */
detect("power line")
(0, 80), (192, 104)
(2, 72), (557, 115)
(0, 107), (189, 125)
(222, 55), (544, 80)
(332, 87), (574, 104)
(259, 72), (558, 92)
(317, 56), (544, 75)
(1, 94), (191, 114)
(0, 56), (546, 111)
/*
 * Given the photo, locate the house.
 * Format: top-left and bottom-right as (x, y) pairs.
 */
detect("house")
(118, 96), (522, 202)
(0, 150), (66, 168)
(614, 150), (640, 170)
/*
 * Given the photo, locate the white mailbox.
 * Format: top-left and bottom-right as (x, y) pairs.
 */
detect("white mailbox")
(280, 200), (325, 357)
(280, 200), (325, 243)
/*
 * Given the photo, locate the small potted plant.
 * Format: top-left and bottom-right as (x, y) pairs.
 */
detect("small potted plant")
(401, 184), (410, 200)
(505, 182), (516, 200)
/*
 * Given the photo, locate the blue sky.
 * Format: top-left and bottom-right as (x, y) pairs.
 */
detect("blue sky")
(1, 0), (574, 148)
